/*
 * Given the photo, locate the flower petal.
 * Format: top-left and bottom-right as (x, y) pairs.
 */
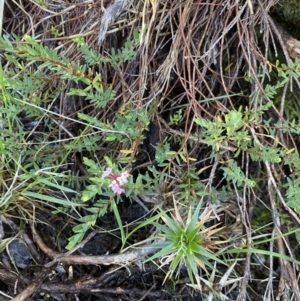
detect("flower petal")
(102, 167), (112, 178)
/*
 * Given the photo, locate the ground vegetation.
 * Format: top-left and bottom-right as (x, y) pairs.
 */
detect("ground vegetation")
(1, 1), (300, 301)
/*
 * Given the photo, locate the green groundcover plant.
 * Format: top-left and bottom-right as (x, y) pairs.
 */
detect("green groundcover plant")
(144, 198), (227, 284)
(1, 31), (300, 289)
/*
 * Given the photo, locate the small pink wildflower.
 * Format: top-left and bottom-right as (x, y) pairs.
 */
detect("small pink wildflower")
(109, 182), (125, 194)
(102, 167), (130, 195)
(102, 167), (112, 178)
(116, 171), (130, 185)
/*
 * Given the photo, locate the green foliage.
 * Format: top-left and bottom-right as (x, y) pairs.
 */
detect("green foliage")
(284, 175), (300, 215)
(146, 199), (226, 284)
(74, 30), (140, 65)
(0, 31), (143, 221)
(221, 160), (256, 188)
(65, 155), (150, 249)
(191, 57), (300, 238)
(194, 110), (252, 154)
(3, 22), (300, 290)
(169, 108), (183, 125)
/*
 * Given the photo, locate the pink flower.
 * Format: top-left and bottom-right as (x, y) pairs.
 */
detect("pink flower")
(116, 171), (130, 185)
(102, 168), (129, 195)
(109, 182), (125, 194)
(102, 167), (112, 178)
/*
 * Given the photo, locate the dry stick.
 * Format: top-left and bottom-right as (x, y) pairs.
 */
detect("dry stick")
(10, 269), (49, 301)
(0, 268), (29, 286)
(40, 278), (162, 298)
(234, 187), (252, 301)
(205, 160), (219, 195)
(90, 286), (161, 298)
(31, 222), (157, 268)
(139, 283), (158, 301)
(266, 180), (287, 301)
(265, 235), (276, 301)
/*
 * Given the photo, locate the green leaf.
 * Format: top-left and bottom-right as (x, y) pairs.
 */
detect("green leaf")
(37, 178), (79, 194)
(104, 156), (113, 168)
(227, 248), (300, 265)
(170, 249), (185, 272)
(195, 247), (225, 266)
(185, 251), (198, 275)
(81, 189), (96, 202)
(185, 200), (203, 234)
(66, 232), (85, 250)
(145, 242), (176, 262)
(22, 191), (82, 207)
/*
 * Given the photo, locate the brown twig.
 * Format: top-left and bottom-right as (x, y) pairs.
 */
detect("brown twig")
(10, 269), (49, 301)
(31, 222), (157, 268)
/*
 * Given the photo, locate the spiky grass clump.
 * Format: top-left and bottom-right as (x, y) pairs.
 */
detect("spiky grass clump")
(147, 198), (227, 285)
